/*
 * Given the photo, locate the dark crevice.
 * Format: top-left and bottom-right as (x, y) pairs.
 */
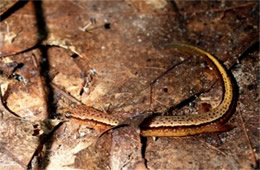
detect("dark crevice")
(233, 40), (259, 69)
(38, 45), (55, 118)
(140, 136), (148, 167)
(104, 23), (111, 29)
(25, 1), (57, 169)
(32, 0), (53, 117)
(0, 0), (29, 21)
(27, 122), (64, 170)
(166, 95), (197, 114)
(169, 0), (188, 36)
(33, 0), (48, 44)
(71, 53), (79, 58)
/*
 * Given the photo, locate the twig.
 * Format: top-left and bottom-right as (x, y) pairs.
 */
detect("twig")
(0, 85), (20, 117)
(145, 2), (257, 16)
(149, 56), (193, 108)
(185, 2), (256, 15)
(50, 83), (82, 104)
(198, 139), (227, 156)
(150, 56), (193, 86)
(238, 111), (257, 167)
(31, 53), (39, 68)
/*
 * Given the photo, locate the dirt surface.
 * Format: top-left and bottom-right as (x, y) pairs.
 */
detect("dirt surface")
(0, 1), (259, 169)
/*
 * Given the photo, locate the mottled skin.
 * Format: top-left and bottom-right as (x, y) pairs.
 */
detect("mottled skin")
(64, 43), (234, 137)
(146, 43), (233, 127)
